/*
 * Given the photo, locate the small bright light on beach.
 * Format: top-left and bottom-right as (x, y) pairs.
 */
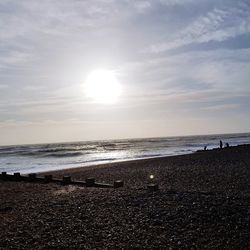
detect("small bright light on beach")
(84, 69), (121, 104)
(149, 174), (154, 180)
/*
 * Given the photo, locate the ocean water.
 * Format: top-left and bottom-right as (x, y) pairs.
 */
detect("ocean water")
(0, 133), (250, 174)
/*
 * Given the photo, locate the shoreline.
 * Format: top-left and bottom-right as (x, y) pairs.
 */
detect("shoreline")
(2, 133), (250, 175)
(1, 143), (250, 249)
(42, 143), (250, 177)
(3, 143), (247, 175)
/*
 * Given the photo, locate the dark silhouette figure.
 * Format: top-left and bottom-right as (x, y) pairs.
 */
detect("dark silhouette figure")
(204, 146), (207, 151)
(225, 143), (229, 148)
(220, 140), (223, 149)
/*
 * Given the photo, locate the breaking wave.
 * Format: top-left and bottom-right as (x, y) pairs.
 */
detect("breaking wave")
(0, 132), (250, 174)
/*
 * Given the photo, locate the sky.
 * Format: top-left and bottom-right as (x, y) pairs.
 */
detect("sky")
(0, 0), (250, 145)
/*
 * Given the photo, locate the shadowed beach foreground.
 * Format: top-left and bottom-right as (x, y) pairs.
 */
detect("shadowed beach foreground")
(1, 145), (250, 249)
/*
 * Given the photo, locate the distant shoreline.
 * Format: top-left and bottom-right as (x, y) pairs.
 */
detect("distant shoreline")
(1, 131), (249, 147)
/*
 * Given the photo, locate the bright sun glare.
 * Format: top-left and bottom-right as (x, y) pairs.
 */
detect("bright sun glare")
(84, 69), (122, 104)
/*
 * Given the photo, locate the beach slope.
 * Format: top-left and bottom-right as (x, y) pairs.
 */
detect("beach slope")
(1, 145), (250, 249)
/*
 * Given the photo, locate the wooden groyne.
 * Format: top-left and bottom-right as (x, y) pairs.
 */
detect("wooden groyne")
(0, 172), (124, 189)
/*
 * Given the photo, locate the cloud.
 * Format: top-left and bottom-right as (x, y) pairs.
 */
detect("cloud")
(202, 103), (240, 111)
(148, 2), (250, 53)
(159, 0), (196, 6)
(133, 1), (151, 13)
(0, 84), (9, 89)
(122, 47), (250, 87)
(116, 46), (250, 120)
(0, 50), (32, 70)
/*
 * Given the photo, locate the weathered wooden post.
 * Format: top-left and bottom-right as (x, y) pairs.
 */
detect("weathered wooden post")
(44, 175), (53, 183)
(13, 172), (21, 181)
(114, 180), (124, 188)
(28, 173), (37, 181)
(62, 176), (71, 185)
(1, 172), (7, 180)
(147, 183), (159, 191)
(86, 177), (95, 187)
(147, 174), (159, 191)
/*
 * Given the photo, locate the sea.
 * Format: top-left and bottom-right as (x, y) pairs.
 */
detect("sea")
(0, 133), (250, 174)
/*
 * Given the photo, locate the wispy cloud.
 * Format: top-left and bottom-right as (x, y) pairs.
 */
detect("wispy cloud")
(0, 50), (32, 70)
(148, 2), (250, 52)
(202, 103), (240, 111)
(0, 84), (9, 89)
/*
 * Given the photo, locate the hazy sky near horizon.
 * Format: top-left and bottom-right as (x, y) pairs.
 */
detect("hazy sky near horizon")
(0, 0), (250, 145)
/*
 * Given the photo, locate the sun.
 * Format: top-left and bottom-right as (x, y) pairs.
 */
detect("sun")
(84, 69), (122, 104)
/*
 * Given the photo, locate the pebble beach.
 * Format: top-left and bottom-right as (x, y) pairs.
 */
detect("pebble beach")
(1, 145), (250, 249)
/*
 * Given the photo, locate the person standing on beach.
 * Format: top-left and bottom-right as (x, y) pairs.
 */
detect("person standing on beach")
(220, 140), (223, 149)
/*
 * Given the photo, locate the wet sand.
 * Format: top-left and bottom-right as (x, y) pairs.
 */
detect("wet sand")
(0, 145), (250, 249)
